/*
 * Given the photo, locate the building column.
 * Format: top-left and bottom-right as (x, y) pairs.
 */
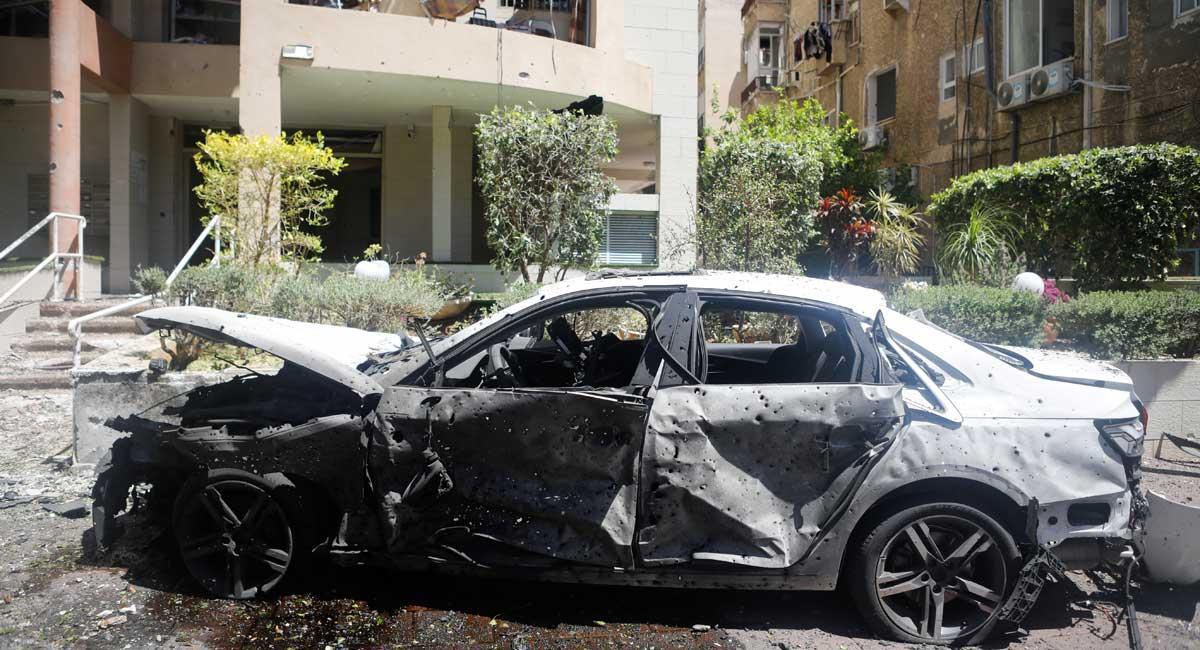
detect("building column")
(431, 106), (453, 262)
(109, 94), (149, 293)
(49, 0), (82, 299)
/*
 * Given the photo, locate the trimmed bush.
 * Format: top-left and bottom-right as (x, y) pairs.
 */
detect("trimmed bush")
(1050, 291), (1200, 360)
(929, 144), (1200, 290)
(131, 265), (168, 295)
(889, 284), (1046, 346)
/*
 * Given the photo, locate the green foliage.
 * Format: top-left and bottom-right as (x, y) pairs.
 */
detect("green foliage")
(193, 130), (346, 266)
(865, 190), (926, 278)
(131, 265), (168, 295)
(475, 106), (619, 282)
(929, 144), (1200, 290)
(890, 284), (1046, 347)
(169, 263), (446, 333)
(490, 280), (540, 310)
(935, 203), (1019, 285)
(1050, 291), (1200, 360)
(697, 138), (821, 273)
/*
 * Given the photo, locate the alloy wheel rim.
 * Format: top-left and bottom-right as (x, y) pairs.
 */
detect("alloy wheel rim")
(874, 514), (1007, 642)
(176, 479), (294, 599)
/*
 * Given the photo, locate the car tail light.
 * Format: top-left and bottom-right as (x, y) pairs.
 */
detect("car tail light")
(1096, 417), (1145, 458)
(1135, 398), (1149, 433)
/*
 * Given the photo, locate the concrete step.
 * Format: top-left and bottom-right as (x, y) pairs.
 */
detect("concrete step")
(10, 332), (141, 353)
(0, 371), (72, 391)
(25, 316), (141, 334)
(6, 349), (105, 370)
(38, 298), (149, 319)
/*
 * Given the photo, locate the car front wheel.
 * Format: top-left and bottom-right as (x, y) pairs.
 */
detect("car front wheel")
(173, 469), (305, 599)
(848, 502), (1021, 646)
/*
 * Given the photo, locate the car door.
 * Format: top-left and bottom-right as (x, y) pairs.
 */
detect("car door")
(368, 293), (672, 570)
(635, 295), (907, 569)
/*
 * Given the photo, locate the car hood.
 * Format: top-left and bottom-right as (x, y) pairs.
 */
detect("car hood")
(988, 345), (1134, 390)
(135, 306), (389, 397)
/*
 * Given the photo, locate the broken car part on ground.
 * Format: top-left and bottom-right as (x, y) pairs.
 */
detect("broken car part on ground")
(91, 271), (1199, 646)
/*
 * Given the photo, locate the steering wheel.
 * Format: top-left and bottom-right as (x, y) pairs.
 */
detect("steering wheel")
(498, 346), (528, 386)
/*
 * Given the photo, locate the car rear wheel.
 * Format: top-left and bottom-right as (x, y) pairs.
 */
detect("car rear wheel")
(173, 469), (304, 599)
(849, 502), (1020, 646)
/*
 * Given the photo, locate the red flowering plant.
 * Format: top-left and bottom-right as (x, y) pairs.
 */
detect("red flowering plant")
(816, 188), (877, 278)
(1043, 278), (1071, 304)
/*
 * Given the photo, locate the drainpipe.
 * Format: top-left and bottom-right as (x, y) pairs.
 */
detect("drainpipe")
(982, 0), (996, 166)
(1010, 112), (1021, 164)
(1082, 0), (1093, 149)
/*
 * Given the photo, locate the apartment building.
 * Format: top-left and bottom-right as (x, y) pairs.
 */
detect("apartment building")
(735, 0), (1200, 196)
(0, 0), (699, 293)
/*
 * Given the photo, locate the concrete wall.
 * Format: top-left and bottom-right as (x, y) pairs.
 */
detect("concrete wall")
(0, 102), (111, 261)
(1118, 360), (1200, 441)
(700, 0), (746, 131)
(624, 0), (700, 270)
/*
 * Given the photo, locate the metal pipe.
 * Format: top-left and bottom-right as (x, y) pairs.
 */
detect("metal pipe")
(0, 255), (58, 305)
(1082, 0), (1093, 149)
(0, 213), (55, 261)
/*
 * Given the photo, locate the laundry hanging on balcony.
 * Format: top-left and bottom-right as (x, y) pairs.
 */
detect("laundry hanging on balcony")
(420, 0), (481, 20)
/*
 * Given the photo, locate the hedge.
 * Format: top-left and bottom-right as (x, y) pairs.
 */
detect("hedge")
(1050, 290), (1200, 360)
(928, 144), (1200, 291)
(889, 284), (1046, 347)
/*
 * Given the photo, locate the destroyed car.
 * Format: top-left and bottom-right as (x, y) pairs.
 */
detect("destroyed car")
(95, 271), (1153, 645)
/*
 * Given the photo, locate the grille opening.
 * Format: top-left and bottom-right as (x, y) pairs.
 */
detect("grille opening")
(1067, 502), (1112, 527)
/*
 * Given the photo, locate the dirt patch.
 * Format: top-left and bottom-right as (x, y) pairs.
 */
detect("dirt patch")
(1141, 436), (1200, 505)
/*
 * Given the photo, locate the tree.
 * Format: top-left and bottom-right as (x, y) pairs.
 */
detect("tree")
(193, 130), (345, 267)
(475, 106), (619, 282)
(697, 137), (821, 274)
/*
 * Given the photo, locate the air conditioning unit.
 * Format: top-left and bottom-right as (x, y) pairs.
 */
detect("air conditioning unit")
(860, 125), (886, 150)
(1030, 59), (1075, 101)
(997, 75), (1030, 112)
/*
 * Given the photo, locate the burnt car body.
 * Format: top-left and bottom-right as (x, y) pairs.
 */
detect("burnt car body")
(94, 271), (1152, 645)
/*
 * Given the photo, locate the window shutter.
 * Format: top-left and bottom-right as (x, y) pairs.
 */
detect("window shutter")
(602, 214), (658, 266)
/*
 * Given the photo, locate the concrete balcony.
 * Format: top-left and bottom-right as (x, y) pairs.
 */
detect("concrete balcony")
(250, 1), (653, 120)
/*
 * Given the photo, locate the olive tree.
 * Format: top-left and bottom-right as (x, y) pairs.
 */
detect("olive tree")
(475, 106), (619, 282)
(193, 130), (345, 266)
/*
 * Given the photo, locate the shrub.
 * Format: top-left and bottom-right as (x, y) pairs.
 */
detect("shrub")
(170, 264), (275, 314)
(889, 284), (1046, 346)
(475, 106), (619, 282)
(697, 138), (821, 273)
(193, 130), (346, 266)
(864, 189), (925, 278)
(929, 144), (1200, 290)
(935, 203), (1019, 285)
(269, 272), (325, 324)
(1050, 290), (1200, 359)
(131, 265), (168, 295)
(319, 271), (446, 333)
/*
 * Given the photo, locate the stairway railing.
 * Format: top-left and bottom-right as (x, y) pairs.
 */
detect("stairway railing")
(68, 215), (223, 369)
(0, 212), (87, 305)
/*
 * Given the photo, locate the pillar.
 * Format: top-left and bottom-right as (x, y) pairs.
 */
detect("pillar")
(431, 106), (453, 262)
(109, 94), (149, 293)
(49, 0), (81, 299)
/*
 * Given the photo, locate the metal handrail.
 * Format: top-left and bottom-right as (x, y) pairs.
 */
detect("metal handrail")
(0, 212), (87, 305)
(69, 215), (223, 368)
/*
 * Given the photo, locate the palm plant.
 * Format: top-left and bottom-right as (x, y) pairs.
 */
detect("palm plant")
(865, 189), (926, 278)
(935, 203), (1018, 284)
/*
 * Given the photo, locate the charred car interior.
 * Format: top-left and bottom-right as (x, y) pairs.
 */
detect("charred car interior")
(92, 272), (1177, 646)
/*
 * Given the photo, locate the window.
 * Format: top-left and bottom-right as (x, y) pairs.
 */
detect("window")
(744, 23), (783, 84)
(600, 214), (658, 266)
(1107, 0), (1128, 40)
(963, 37), (985, 75)
(819, 0), (848, 22)
(1177, 0), (1199, 18)
(868, 67), (897, 124)
(1005, 0), (1074, 77)
(939, 52), (957, 101)
(700, 303), (859, 385)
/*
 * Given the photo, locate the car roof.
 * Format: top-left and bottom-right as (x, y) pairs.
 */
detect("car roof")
(534, 270), (887, 318)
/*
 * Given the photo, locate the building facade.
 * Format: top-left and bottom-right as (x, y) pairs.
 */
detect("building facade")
(0, 0), (699, 293)
(698, 0), (745, 134)
(735, 0), (1200, 197)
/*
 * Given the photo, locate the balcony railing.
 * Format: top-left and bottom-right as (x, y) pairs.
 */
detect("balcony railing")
(740, 73), (780, 105)
(291, 0), (591, 47)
